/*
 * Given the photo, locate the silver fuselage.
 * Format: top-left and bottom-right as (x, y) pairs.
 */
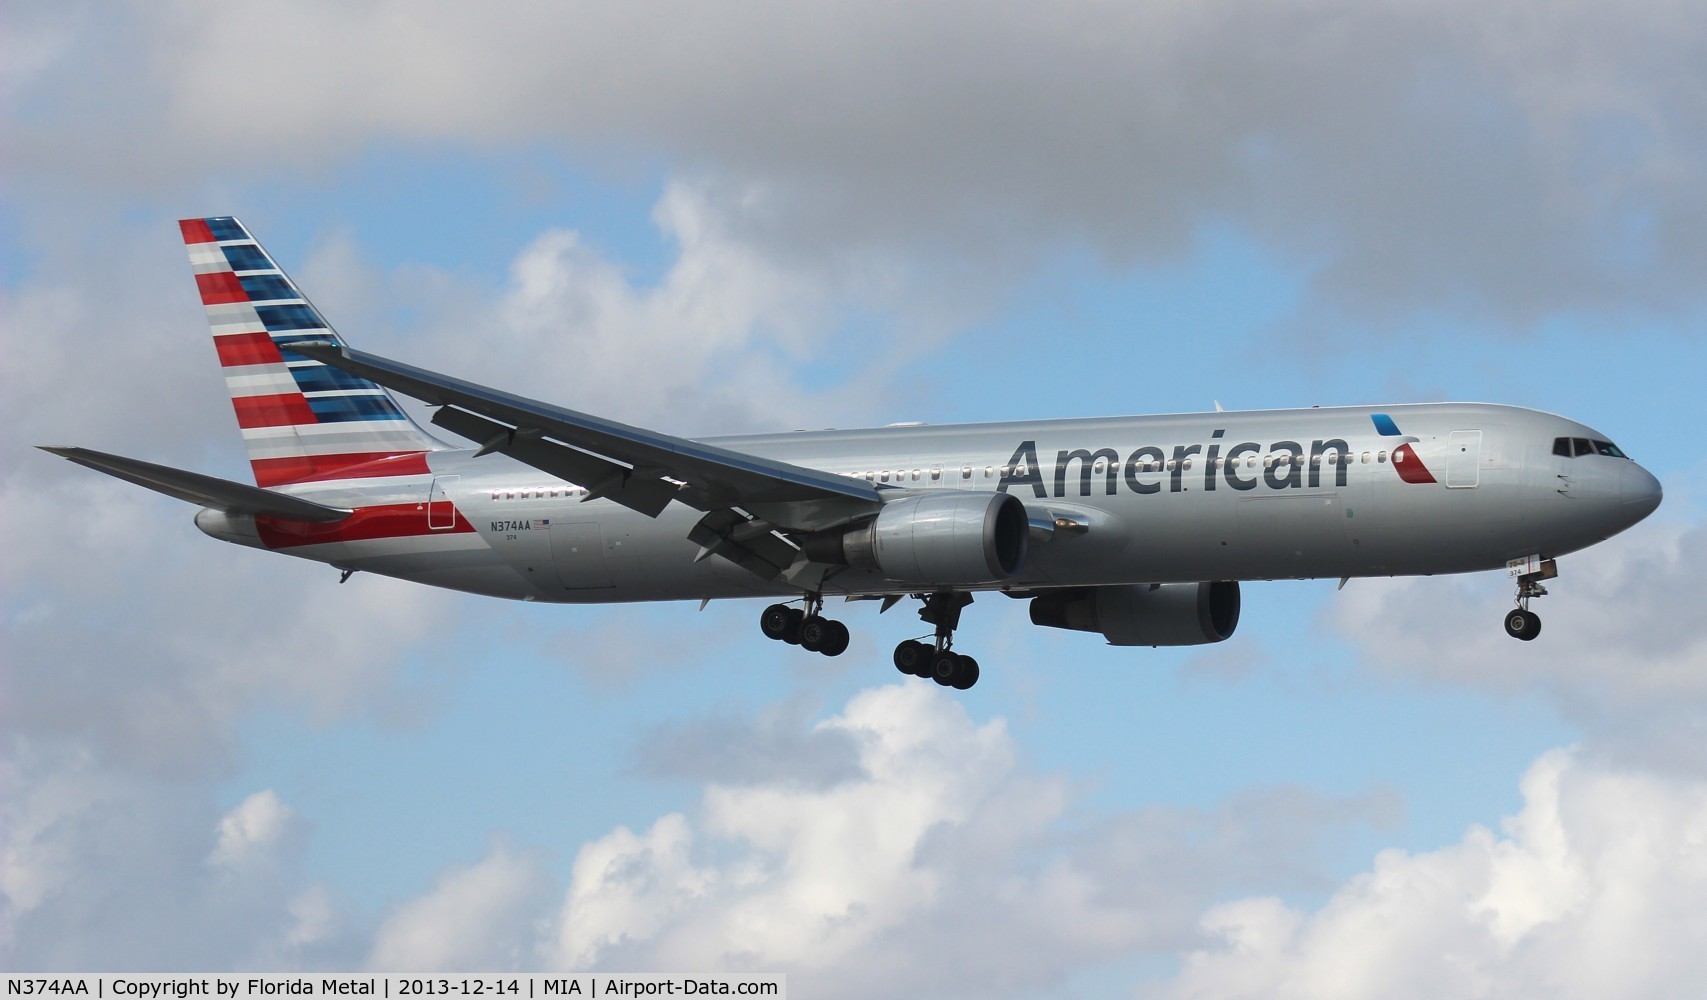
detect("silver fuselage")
(195, 402), (1663, 603)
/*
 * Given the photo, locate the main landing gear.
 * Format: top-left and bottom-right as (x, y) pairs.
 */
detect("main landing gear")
(1503, 557), (1558, 641)
(758, 590), (984, 690)
(892, 591), (981, 690)
(759, 596), (850, 657)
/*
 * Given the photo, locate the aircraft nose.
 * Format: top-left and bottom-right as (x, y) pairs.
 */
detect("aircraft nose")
(1620, 463), (1663, 517)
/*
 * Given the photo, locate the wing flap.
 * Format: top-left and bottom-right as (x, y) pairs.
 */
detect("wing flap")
(39, 447), (352, 522)
(432, 405), (680, 518)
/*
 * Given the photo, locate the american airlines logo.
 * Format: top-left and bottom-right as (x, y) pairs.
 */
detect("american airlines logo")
(997, 414), (1435, 500)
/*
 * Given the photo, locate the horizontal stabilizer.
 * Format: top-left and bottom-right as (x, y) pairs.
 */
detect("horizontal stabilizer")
(38, 446), (352, 522)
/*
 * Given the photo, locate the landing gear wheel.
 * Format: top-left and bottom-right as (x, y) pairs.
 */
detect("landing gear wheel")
(799, 615), (829, 652)
(1504, 608), (1542, 641)
(950, 655), (980, 690)
(894, 639), (930, 676)
(818, 620), (850, 657)
(780, 607), (805, 645)
(930, 651), (961, 687)
(760, 604), (793, 641)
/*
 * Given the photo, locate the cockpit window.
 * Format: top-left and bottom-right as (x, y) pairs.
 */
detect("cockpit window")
(1554, 435), (1630, 459)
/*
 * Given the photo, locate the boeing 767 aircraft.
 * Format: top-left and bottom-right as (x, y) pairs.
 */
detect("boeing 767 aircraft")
(43, 218), (1664, 690)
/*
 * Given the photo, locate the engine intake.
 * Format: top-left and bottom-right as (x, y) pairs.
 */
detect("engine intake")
(1030, 581), (1240, 646)
(803, 491), (1029, 585)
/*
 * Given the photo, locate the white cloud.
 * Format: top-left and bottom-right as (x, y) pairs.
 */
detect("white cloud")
(1158, 747), (1707, 1000)
(435, 179), (852, 433)
(0, 769), (345, 970)
(1327, 511), (1707, 766)
(10, 0), (1706, 325)
(366, 844), (555, 972)
(535, 684), (1391, 997)
(210, 791), (305, 875)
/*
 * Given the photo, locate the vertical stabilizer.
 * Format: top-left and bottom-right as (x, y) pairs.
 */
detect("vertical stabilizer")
(181, 216), (443, 487)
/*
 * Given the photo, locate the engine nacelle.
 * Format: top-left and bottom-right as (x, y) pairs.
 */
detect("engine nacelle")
(804, 491), (1029, 585)
(1029, 581), (1240, 646)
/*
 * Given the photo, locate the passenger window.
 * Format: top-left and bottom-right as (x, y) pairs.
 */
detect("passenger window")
(1362, 452), (1371, 464)
(962, 464), (973, 480)
(911, 469), (921, 481)
(930, 466), (941, 482)
(879, 471), (890, 483)
(1378, 451), (1388, 463)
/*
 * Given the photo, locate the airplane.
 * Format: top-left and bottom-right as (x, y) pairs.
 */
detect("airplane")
(42, 217), (1664, 690)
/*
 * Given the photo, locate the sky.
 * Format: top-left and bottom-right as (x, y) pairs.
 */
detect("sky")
(4, 0), (1707, 995)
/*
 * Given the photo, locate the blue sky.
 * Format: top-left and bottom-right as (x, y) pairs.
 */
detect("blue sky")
(6, 2), (1707, 996)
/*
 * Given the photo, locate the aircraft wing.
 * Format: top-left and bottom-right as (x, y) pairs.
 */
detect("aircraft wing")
(38, 447), (352, 522)
(291, 341), (884, 532)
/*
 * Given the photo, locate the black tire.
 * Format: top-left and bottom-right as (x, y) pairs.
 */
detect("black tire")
(951, 656), (980, 691)
(781, 607), (805, 645)
(818, 620), (850, 657)
(799, 615), (828, 652)
(760, 603), (793, 641)
(894, 639), (929, 675)
(1504, 608), (1542, 641)
(930, 651), (961, 686)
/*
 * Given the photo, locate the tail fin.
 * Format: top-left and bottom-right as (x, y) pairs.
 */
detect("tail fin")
(180, 216), (444, 487)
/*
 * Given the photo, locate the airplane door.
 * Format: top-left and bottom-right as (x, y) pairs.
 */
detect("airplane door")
(1447, 430), (1482, 488)
(550, 521), (615, 589)
(427, 476), (460, 530)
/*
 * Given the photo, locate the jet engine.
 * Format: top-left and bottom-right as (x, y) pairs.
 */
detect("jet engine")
(803, 491), (1029, 585)
(1029, 581), (1240, 646)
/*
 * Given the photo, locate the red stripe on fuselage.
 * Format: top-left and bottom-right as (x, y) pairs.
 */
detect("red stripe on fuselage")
(180, 218), (215, 245)
(251, 451), (432, 488)
(256, 501), (475, 549)
(233, 393), (317, 429)
(214, 331), (285, 367)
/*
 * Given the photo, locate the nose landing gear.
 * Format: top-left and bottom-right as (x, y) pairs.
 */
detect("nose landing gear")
(1503, 607), (1542, 640)
(1503, 557), (1557, 641)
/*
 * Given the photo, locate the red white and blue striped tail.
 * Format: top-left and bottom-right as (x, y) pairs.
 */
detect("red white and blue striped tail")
(180, 216), (444, 488)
